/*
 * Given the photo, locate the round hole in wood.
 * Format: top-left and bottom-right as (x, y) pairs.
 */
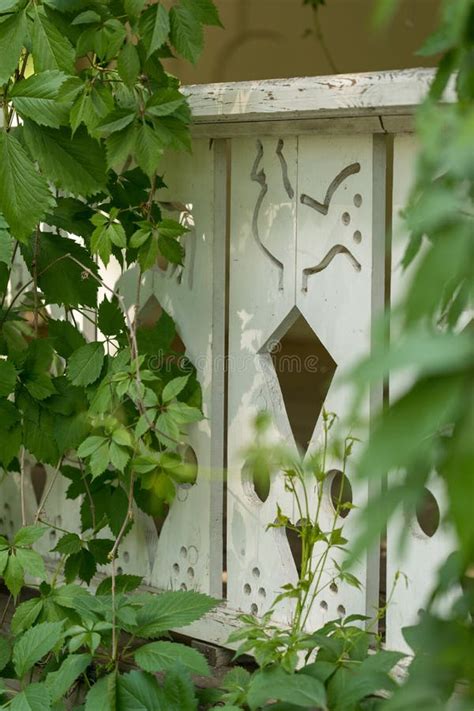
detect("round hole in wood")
(173, 563), (180, 574)
(342, 212), (351, 225)
(320, 600), (328, 611)
(242, 461), (270, 503)
(354, 194), (363, 207)
(123, 551), (130, 563)
(180, 546), (187, 559)
(353, 230), (362, 243)
(252, 567), (260, 579)
(258, 587), (266, 598)
(329, 470), (353, 518)
(244, 583), (251, 595)
(180, 583), (187, 591)
(337, 605), (346, 618)
(177, 444), (198, 485)
(329, 582), (338, 594)
(187, 567), (194, 579)
(250, 603), (258, 615)
(117, 567), (123, 575)
(416, 488), (440, 537)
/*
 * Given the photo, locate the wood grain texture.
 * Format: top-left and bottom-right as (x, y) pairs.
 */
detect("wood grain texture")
(185, 69), (454, 127)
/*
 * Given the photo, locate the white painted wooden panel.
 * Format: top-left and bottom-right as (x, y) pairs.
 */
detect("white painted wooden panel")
(116, 139), (225, 599)
(386, 135), (456, 652)
(227, 133), (384, 627)
(227, 136), (299, 624)
(296, 134), (383, 627)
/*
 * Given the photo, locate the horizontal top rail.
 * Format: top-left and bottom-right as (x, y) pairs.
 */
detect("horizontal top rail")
(184, 68), (455, 131)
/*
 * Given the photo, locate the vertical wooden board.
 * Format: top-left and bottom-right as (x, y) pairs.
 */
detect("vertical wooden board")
(296, 134), (383, 626)
(227, 135), (301, 623)
(116, 139), (224, 598)
(386, 135), (456, 652)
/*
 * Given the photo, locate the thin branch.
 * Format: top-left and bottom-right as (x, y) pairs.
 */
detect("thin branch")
(19, 447), (26, 527)
(34, 458), (63, 524)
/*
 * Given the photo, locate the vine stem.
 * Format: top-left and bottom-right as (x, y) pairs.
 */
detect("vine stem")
(20, 447), (26, 527)
(34, 457), (63, 524)
(109, 470), (135, 662)
(312, 6), (339, 74)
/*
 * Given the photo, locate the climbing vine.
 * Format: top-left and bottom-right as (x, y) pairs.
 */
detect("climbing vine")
(0, 0), (223, 708)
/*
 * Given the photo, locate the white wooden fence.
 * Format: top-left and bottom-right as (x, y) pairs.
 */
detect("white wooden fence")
(1, 68), (456, 653)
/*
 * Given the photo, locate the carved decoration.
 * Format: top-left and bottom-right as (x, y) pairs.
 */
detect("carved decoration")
(300, 162), (362, 289)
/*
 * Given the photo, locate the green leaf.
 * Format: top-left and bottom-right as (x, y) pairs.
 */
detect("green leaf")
(13, 621), (64, 678)
(0, 636), (11, 672)
(0, 11), (27, 85)
(109, 443), (130, 473)
(135, 121), (164, 177)
(181, 0), (222, 27)
(105, 121), (137, 170)
(53, 532), (83, 555)
(4, 553), (25, 597)
(87, 538), (113, 564)
(134, 591), (218, 637)
(98, 297), (126, 336)
(96, 574), (142, 595)
(162, 375), (189, 403)
(124, 0), (147, 19)
(19, 232), (99, 308)
(0, 359), (17, 396)
(89, 441), (110, 478)
(85, 673), (117, 711)
(166, 401), (202, 424)
(46, 653), (91, 703)
(0, 131), (54, 242)
(23, 122), (107, 197)
(10, 70), (69, 128)
(117, 42), (140, 88)
(111, 427), (133, 448)
(14, 524), (47, 546)
(11, 598), (43, 635)
(139, 3), (170, 58)
(162, 668), (197, 710)
(247, 668), (327, 710)
(96, 109), (136, 135)
(0, 213), (14, 264)
(77, 435), (107, 458)
(48, 319), (87, 358)
(31, 5), (75, 73)
(135, 641), (210, 676)
(10, 683), (51, 711)
(169, 5), (203, 64)
(117, 670), (165, 711)
(159, 233), (184, 265)
(16, 548), (46, 579)
(327, 650), (403, 711)
(67, 342), (104, 387)
(146, 88), (186, 118)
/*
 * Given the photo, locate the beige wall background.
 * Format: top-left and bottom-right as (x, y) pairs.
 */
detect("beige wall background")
(168, 0), (441, 85)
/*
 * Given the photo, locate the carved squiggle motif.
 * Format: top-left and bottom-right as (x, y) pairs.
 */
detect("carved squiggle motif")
(251, 140), (284, 290)
(276, 139), (294, 199)
(300, 163), (360, 215)
(302, 244), (361, 290)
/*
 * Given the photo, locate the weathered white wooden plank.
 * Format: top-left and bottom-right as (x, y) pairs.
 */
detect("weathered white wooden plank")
(185, 69), (454, 125)
(226, 135), (299, 625)
(116, 139), (225, 599)
(385, 135), (456, 652)
(296, 134), (385, 627)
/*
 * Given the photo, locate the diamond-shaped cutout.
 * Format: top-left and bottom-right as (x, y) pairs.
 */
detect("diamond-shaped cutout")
(266, 308), (337, 452)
